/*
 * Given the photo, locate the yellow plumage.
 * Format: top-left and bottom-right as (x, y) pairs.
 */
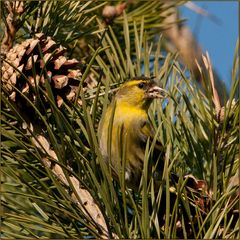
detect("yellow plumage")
(99, 77), (167, 188)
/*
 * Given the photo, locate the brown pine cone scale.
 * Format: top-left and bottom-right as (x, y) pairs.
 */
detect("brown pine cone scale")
(1, 33), (97, 108)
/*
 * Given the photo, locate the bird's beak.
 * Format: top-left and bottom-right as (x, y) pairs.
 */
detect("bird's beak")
(146, 86), (167, 99)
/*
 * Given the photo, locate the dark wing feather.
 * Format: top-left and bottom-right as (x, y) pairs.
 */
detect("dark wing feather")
(140, 120), (165, 180)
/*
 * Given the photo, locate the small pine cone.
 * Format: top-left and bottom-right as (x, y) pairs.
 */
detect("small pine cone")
(1, 33), (96, 108)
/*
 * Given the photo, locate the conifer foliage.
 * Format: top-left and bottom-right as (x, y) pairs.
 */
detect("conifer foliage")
(1, 1), (239, 239)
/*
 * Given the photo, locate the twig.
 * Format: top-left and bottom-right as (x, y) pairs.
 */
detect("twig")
(184, 2), (222, 25)
(1, 1), (25, 55)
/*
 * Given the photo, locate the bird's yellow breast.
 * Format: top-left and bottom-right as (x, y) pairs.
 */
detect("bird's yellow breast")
(114, 102), (148, 124)
(99, 100), (148, 186)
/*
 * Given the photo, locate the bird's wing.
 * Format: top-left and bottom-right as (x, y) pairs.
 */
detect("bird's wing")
(140, 120), (165, 181)
(140, 120), (164, 152)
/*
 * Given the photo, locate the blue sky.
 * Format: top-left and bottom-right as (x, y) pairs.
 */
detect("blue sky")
(180, 1), (238, 91)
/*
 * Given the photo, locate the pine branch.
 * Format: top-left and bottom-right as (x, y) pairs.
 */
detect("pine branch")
(1, 93), (113, 238)
(26, 121), (112, 238)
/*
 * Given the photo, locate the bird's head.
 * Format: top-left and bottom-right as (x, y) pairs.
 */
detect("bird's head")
(115, 76), (167, 110)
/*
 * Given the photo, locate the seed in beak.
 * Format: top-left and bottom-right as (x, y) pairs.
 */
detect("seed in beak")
(146, 86), (167, 99)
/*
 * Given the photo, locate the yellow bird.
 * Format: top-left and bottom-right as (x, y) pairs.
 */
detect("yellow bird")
(99, 77), (167, 189)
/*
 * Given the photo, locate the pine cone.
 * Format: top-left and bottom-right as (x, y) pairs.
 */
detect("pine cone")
(1, 33), (97, 107)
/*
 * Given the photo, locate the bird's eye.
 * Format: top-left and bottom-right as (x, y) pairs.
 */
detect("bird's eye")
(138, 82), (145, 89)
